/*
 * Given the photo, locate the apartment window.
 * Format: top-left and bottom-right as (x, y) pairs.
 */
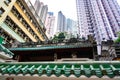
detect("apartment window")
(0, 7), (5, 16)
(4, 0), (11, 5)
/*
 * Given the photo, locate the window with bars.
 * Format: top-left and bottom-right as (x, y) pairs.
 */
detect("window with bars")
(0, 7), (5, 16)
(4, 0), (11, 5)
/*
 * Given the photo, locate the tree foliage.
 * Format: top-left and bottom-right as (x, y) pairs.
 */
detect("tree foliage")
(58, 32), (65, 42)
(52, 32), (65, 43)
(115, 32), (120, 43)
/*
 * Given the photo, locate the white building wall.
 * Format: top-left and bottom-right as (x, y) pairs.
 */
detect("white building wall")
(76, 0), (90, 39)
(45, 13), (55, 39)
(76, 0), (120, 41)
(97, 0), (115, 40)
(76, 0), (120, 55)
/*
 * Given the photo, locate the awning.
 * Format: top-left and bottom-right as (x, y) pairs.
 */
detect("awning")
(0, 61), (120, 78)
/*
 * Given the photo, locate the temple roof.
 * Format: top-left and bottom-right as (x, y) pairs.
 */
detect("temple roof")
(0, 37), (4, 44)
(0, 61), (120, 78)
(0, 44), (14, 57)
(0, 37), (14, 57)
(9, 42), (93, 51)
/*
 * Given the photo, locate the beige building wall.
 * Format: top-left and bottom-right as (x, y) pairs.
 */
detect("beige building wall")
(0, 0), (16, 24)
(0, 0), (48, 44)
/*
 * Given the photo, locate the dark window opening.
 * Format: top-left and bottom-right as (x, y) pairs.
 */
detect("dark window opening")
(0, 7), (5, 16)
(4, 0), (11, 5)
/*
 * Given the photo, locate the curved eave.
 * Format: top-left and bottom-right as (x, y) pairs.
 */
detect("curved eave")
(0, 44), (14, 57)
(0, 61), (120, 78)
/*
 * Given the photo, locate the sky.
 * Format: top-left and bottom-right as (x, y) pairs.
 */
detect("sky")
(31, 0), (77, 20)
(117, 0), (120, 5)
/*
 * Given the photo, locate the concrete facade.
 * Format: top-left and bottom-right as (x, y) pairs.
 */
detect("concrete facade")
(45, 12), (55, 39)
(0, 0), (48, 44)
(76, 0), (120, 44)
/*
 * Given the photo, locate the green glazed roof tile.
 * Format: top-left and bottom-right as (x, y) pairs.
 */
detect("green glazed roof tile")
(0, 61), (120, 78)
(14, 65), (22, 74)
(0, 37), (4, 44)
(0, 44), (14, 57)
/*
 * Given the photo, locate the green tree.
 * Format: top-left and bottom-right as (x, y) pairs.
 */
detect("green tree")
(52, 32), (66, 43)
(57, 32), (65, 42)
(52, 35), (59, 43)
(115, 32), (120, 43)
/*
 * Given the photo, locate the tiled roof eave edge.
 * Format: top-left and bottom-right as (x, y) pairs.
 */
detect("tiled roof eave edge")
(0, 61), (120, 65)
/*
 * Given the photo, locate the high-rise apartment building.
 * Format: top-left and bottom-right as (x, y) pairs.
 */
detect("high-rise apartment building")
(57, 11), (66, 32)
(26, 0), (46, 30)
(0, 0), (48, 44)
(40, 5), (48, 24)
(66, 18), (77, 35)
(45, 12), (55, 39)
(34, 0), (48, 24)
(76, 0), (120, 45)
(66, 18), (73, 33)
(33, 0), (41, 14)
